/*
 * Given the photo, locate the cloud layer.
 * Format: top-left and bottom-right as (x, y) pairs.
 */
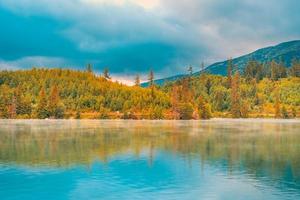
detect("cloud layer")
(0, 0), (300, 80)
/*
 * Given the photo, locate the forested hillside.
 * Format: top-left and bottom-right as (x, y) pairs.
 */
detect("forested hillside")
(142, 40), (300, 86)
(0, 59), (299, 119)
(0, 68), (170, 119)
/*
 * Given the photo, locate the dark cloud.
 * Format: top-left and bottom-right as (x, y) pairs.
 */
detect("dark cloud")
(0, 0), (299, 79)
(0, 7), (77, 59)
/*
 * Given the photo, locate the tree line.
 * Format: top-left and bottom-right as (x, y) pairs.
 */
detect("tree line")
(0, 59), (299, 119)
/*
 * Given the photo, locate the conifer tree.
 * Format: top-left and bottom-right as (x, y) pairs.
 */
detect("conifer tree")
(0, 85), (10, 118)
(181, 78), (192, 102)
(48, 85), (64, 118)
(170, 85), (180, 119)
(274, 88), (281, 118)
(37, 87), (49, 119)
(135, 75), (141, 87)
(103, 68), (111, 79)
(227, 58), (233, 88)
(271, 61), (287, 81)
(201, 62), (205, 73)
(290, 59), (300, 77)
(188, 66), (193, 77)
(148, 70), (154, 87)
(14, 86), (32, 116)
(230, 71), (241, 118)
(187, 66), (193, 89)
(8, 95), (17, 119)
(86, 63), (93, 73)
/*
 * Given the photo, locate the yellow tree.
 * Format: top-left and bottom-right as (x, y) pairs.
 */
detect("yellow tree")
(8, 95), (17, 119)
(198, 96), (211, 119)
(48, 85), (60, 118)
(274, 87), (281, 118)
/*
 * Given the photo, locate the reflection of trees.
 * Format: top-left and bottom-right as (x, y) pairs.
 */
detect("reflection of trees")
(0, 120), (300, 183)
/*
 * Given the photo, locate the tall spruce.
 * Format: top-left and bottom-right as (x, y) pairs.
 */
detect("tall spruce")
(135, 75), (141, 87)
(230, 71), (241, 118)
(86, 63), (93, 73)
(0, 85), (10, 118)
(201, 62), (205, 73)
(227, 58), (233, 88)
(274, 87), (281, 118)
(103, 68), (111, 79)
(48, 85), (61, 118)
(148, 70), (154, 87)
(8, 95), (17, 119)
(188, 66), (193, 76)
(37, 87), (49, 119)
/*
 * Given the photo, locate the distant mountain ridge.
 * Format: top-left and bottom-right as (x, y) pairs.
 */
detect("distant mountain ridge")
(141, 40), (300, 87)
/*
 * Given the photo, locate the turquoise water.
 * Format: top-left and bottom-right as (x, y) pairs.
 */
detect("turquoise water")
(0, 119), (300, 200)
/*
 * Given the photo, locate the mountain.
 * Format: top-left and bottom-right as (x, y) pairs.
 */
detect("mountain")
(141, 40), (300, 87)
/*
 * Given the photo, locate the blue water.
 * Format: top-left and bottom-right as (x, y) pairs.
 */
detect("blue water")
(0, 119), (300, 200)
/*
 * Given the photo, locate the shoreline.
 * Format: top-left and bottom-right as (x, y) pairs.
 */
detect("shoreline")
(0, 118), (299, 122)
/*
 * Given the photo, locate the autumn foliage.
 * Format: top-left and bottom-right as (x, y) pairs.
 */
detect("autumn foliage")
(0, 59), (299, 119)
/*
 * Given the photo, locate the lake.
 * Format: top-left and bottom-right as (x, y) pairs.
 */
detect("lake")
(0, 119), (300, 200)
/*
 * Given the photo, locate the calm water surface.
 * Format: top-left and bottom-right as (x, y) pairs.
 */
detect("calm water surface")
(0, 119), (300, 200)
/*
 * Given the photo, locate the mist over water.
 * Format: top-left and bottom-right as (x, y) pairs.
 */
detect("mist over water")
(0, 119), (300, 200)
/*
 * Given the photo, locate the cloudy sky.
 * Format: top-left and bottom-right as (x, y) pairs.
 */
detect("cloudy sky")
(0, 0), (300, 83)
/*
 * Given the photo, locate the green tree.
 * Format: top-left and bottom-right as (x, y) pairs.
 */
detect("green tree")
(204, 76), (212, 95)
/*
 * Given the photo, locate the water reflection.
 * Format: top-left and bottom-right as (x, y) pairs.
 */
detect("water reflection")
(0, 119), (300, 199)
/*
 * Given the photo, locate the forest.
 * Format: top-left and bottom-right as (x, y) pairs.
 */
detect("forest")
(0, 59), (299, 119)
